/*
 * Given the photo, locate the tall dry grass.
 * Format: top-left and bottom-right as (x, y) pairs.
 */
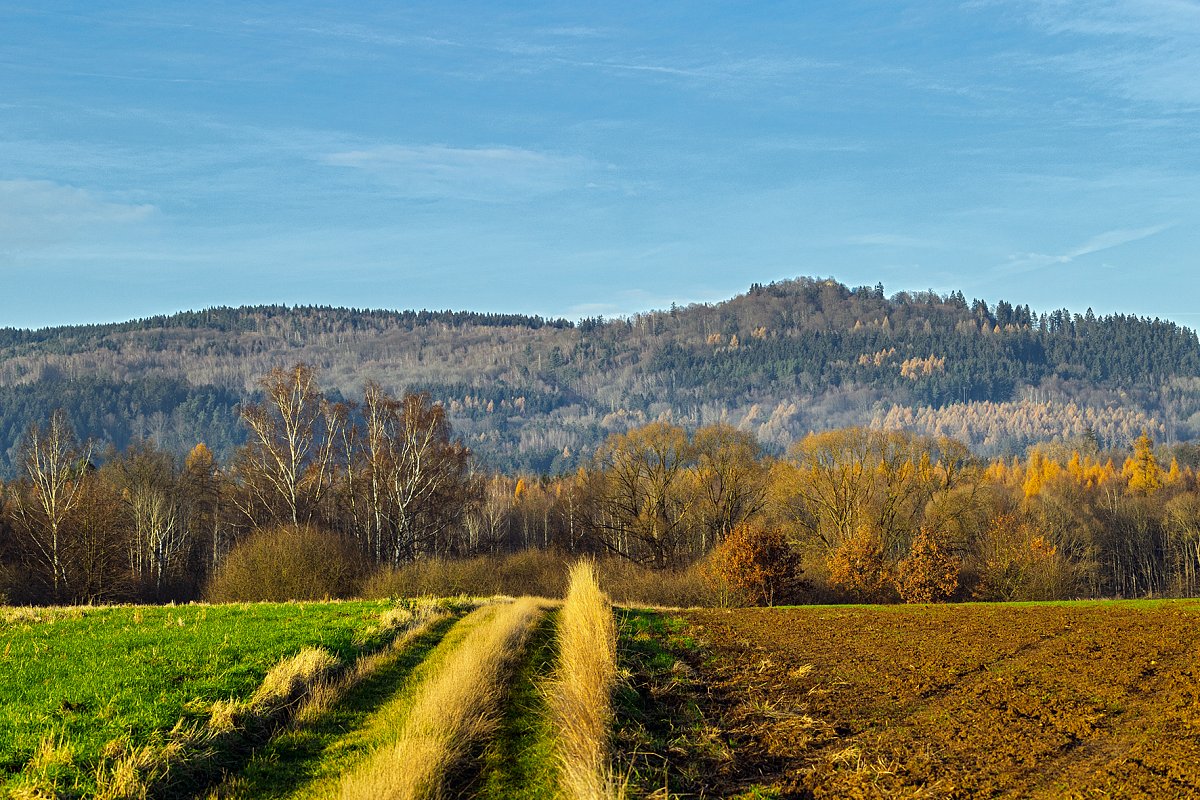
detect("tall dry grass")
(339, 598), (544, 800)
(549, 561), (620, 800)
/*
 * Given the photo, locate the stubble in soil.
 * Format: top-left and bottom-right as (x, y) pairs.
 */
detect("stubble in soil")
(631, 601), (1200, 799)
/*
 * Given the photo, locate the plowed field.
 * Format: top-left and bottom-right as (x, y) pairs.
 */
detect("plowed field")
(627, 601), (1200, 799)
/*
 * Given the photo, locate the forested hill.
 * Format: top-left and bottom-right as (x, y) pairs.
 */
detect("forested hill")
(2, 277), (1199, 474)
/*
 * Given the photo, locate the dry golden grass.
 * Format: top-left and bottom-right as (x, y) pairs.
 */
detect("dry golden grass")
(548, 561), (620, 800)
(250, 647), (341, 709)
(338, 598), (545, 800)
(94, 725), (199, 800)
(361, 551), (719, 608)
(7, 735), (77, 799)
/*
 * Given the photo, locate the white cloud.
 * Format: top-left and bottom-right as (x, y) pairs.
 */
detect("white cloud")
(1062, 223), (1173, 258)
(1001, 0), (1200, 107)
(1022, 0), (1200, 38)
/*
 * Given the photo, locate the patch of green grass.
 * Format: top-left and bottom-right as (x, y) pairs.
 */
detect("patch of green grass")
(613, 609), (726, 798)
(471, 609), (560, 800)
(0, 600), (412, 796)
(727, 787), (784, 800)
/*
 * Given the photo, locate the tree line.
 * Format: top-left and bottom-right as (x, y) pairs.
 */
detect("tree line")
(3, 362), (1200, 606)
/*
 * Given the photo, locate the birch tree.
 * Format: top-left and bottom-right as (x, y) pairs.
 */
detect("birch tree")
(9, 411), (92, 600)
(234, 363), (340, 527)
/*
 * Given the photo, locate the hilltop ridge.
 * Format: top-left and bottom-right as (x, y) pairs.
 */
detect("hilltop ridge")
(1, 276), (1198, 474)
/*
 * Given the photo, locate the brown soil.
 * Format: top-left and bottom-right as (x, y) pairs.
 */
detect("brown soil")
(670, 601), (1200, 799)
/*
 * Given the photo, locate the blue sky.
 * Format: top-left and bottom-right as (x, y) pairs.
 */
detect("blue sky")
(1, 1), (1198, 329)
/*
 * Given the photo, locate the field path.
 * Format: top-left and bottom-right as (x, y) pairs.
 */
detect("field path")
(209, 600), (549, 800)
(468, 609), (560, 800)
(201, 611), (463, 800)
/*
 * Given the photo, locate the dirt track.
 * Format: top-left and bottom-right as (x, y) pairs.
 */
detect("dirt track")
(674, 602), (1200, 799)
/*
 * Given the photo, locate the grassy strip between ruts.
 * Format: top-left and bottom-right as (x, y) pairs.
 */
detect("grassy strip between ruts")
(229, 604), (498, 800)
(1, 600), (440, 799)
(470, 609), (560, 800)
(338, 598), (547, 800)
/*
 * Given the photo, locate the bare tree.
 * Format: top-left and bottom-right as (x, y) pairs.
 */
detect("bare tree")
(234, 363), (340, 527)
(111, 442), (190, 598)
(357, 384), (474, 564)
(692, 424), (769, 551)
(9, 411), (92, 600)
(589, 422), (696, 568)
(182, 442), (225, 571)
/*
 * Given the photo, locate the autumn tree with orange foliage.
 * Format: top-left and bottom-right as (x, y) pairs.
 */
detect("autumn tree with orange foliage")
(704, 521), (807, 606)
(894, 528), (960, 603)
(826, 525), (892, 602)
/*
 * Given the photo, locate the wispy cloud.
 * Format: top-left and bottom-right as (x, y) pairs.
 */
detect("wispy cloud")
(1021, 0), (1200, 38)
(999, 223), (1172, 273)
(1063, 223), (1173, 258)
(320, 144), (598, 201)
(548, 53), (838, 87)
(848, 233), (942, 249)
(538, 26), (611, 39)
(0, 180), (156, 247)
(283, 21), (461, 50)
(997, 0), (1200, 107)
(752, 136), (871, 154)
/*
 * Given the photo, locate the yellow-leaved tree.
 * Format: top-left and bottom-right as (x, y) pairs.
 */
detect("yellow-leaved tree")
(1125, 430), (1163, 496)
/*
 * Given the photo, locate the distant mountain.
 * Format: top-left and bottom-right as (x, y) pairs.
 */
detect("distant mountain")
(2, 277), (1199, 475)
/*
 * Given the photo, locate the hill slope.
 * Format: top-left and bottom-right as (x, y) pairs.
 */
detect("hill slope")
(2, 277), (1198, 473)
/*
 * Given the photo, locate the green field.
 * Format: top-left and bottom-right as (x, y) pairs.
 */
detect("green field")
(0, 601), (446, 797)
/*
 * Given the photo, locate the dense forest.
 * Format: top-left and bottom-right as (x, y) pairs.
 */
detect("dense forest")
(1, 277), (1199, 478)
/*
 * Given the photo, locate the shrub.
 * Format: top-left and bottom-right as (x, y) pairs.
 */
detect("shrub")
(703, 522), (808, 606)
(206, 524), (364, 602)
(361, 550), (569, 599)
(894, 528), (960, 603)
(827, 525), (893, 602)
(971, 512), (1085, 602)
(597, 557), (716, 607)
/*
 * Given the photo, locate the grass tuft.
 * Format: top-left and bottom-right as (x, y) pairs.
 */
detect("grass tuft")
(549, 561), (620, 800)
(251, 647), (341, 710)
